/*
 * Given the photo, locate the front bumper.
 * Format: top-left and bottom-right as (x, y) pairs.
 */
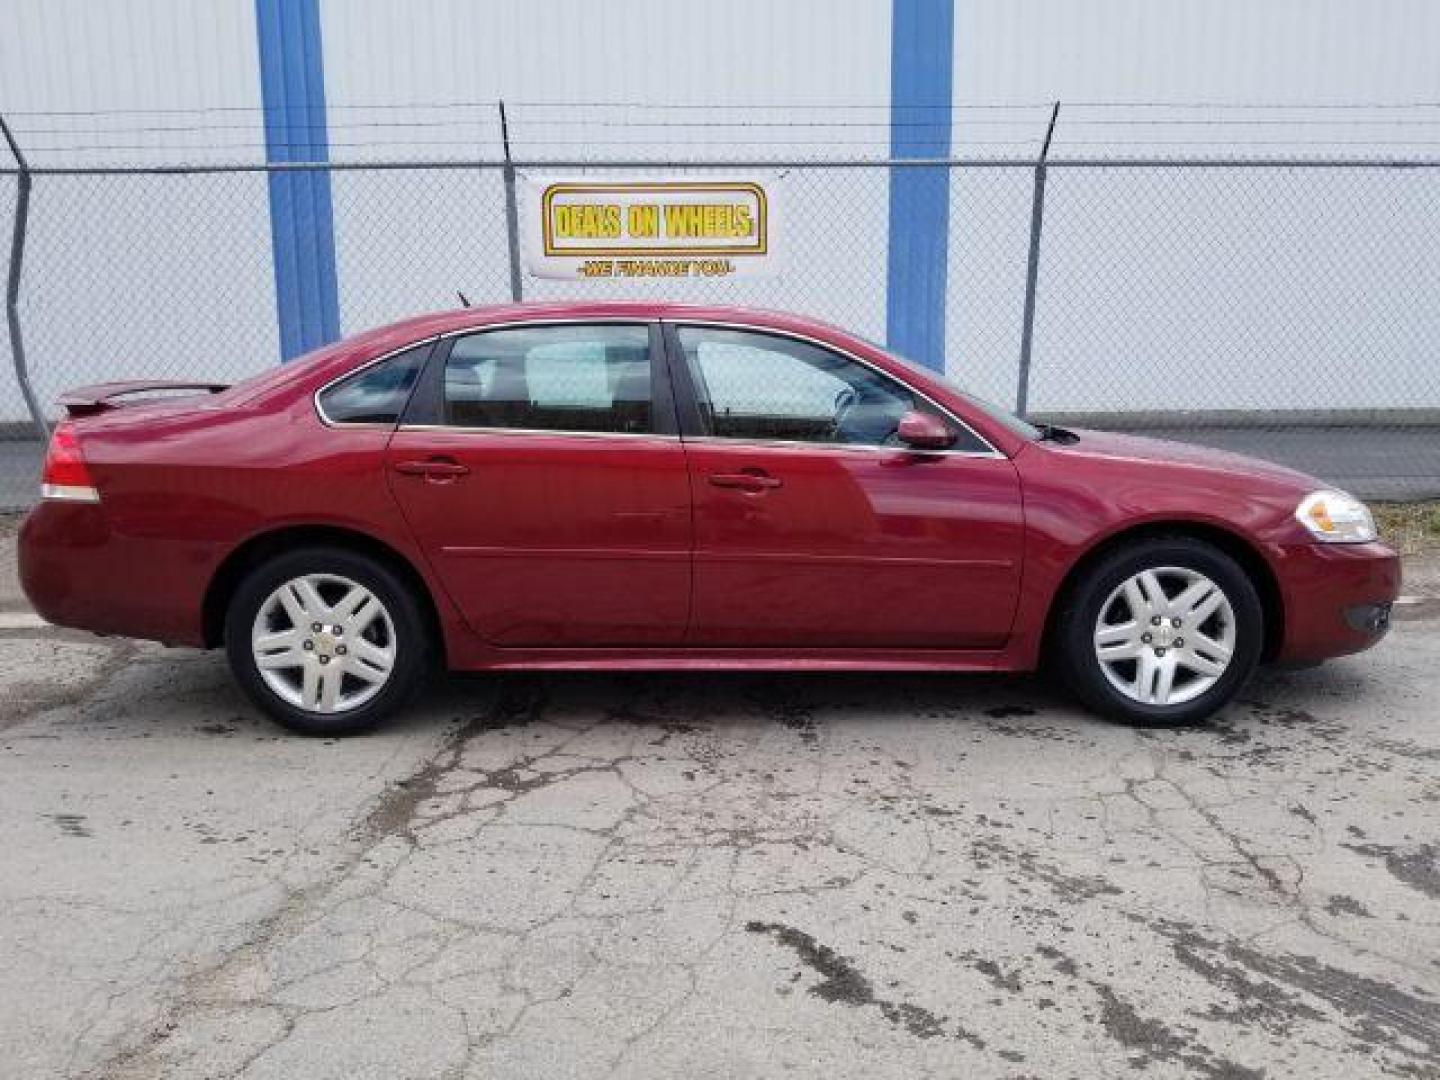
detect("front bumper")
(1343, 601), (1393, 636)
(1272, 540), (1401, 663)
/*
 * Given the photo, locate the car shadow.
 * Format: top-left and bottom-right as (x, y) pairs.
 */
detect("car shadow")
(45, 640), (1386, 752)
(414, 656), (1390, 756)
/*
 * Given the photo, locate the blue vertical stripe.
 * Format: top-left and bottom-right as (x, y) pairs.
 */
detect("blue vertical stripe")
(256, 0), (339, 360)
(886, 0), (954, 371)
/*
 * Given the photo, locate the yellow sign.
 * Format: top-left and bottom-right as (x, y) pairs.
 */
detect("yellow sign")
(522, 177), (780, 280)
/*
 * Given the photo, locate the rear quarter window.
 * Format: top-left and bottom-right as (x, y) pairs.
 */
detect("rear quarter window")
(318, 344), (429, 425)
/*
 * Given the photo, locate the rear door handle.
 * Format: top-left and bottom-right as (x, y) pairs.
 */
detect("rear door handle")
(394, 457), (470, 480)
(708, 471), (782, 493)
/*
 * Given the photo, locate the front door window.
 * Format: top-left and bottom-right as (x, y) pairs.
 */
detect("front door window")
(675, 326), (982, 450)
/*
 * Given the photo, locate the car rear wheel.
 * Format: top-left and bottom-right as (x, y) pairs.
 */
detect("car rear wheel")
(224, 547), (430, 735)
(1053, 536), (1263, 726)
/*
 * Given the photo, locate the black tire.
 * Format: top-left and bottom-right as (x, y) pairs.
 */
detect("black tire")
(1052, 536), (1263, 727)
(224, 546), (431, 736)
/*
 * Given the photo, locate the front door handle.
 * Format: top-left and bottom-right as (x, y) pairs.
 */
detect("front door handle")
(708, 471), (782, 493)
(394, 457), (470, 481)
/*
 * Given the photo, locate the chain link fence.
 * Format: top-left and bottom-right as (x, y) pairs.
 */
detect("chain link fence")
(4, 109), (1440, 508)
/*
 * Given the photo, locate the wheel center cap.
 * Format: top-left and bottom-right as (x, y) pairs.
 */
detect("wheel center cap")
(1154, 624), (1177, 647)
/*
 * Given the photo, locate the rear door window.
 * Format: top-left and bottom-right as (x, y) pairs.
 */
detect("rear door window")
(442, 324), (653, 434)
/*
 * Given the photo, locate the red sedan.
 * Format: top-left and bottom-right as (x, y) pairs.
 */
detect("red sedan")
(19, 302), (1399, 735)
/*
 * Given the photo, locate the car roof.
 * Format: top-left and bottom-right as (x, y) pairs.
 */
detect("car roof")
(225, 302), (861, 409)
(224, 301), (867, 410)
(356, 301), (854, 349)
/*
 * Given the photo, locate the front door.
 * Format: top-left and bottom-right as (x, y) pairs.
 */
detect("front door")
(667, 323), (1024, 649)
(386, 321), (691, 647)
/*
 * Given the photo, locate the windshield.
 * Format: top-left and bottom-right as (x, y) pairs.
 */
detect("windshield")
(862, 338), (1043, 440)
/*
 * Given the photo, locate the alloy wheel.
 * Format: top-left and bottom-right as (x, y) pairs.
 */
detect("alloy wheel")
(249, 573), (397, 714)
(1092, 566), (1237, 707)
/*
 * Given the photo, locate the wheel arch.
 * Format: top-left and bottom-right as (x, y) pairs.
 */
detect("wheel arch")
(1041, 520), (1285, 664)
(202, 524), (446, 662)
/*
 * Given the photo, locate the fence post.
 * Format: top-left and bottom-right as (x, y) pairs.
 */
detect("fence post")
(498, 101), (524, 303)
(1015, 101), (1060, 418)
(1, 112), (47, 440)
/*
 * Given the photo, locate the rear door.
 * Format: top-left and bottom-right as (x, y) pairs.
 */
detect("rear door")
(385, 321), (691, 647)
(665, 322), (1024, 649)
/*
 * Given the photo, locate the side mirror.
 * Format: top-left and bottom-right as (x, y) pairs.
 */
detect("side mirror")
(896, 410), (956, 451)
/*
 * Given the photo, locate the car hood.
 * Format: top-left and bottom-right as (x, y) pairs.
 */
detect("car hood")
(1049, 428), (1323, 492)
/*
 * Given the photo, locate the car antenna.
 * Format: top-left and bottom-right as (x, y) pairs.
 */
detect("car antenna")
(456, 290), (471, 308)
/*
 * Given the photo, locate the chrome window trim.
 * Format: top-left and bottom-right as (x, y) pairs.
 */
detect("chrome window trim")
(665, 318), (1005, 459)
(427, 318), (662, 439)
(396, 423), (679, 442)
(313, 336), (441, 429)
(434, 316), (658, 340)
(316, 320), (665, 438)
(677, 434), (1005, 460)
(314, 315), (1005, 458)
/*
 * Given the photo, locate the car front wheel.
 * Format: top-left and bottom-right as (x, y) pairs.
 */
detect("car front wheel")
(224, 547), (430, 735)
(1054, 536), (1263, 726)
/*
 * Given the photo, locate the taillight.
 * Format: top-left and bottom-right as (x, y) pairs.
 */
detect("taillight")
(41, 421), (100, 503)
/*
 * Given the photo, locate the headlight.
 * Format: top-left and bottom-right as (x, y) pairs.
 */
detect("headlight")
(1295, 489), (1377, 543)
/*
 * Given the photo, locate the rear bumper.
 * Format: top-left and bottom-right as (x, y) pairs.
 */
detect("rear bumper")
(1272, 540), (1401, 663)
(19, 501), (208, 646)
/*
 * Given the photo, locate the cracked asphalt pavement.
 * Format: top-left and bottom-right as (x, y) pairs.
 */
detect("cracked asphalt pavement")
(3, 517), (1439, 1079)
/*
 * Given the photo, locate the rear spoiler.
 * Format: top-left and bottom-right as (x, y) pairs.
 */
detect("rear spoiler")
(57, 380), (230, 418)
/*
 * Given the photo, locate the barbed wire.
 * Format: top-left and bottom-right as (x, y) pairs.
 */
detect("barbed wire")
(11, 100), (1440, 166)
(0, 100), (1044, 117)
(12, 98), (1440, 119)
(26, 117), (1440, 140)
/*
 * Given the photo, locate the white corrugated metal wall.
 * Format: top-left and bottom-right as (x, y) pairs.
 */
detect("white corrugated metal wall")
(0, 0), (275, 421)
(316, 0), (893, 347)
(3, 0), (1440, 420)
(951, 0), (1440, 412)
